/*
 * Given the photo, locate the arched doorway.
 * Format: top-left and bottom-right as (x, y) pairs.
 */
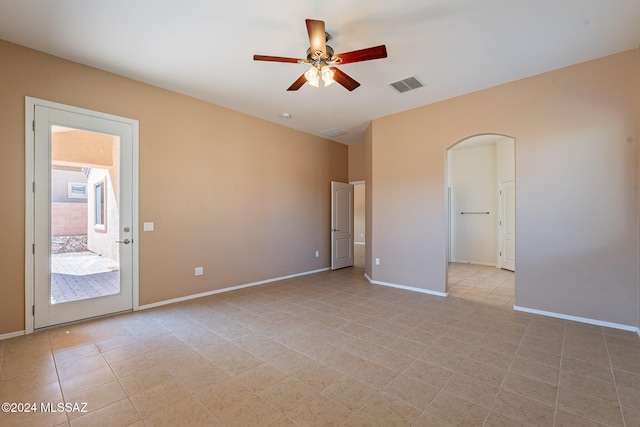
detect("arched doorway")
(446, 134), (515, 307)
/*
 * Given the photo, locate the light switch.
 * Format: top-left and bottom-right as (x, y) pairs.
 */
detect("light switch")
(143, 222), (154, 232)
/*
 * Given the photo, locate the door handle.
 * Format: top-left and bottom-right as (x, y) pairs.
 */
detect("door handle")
(116, 239), (131, 244)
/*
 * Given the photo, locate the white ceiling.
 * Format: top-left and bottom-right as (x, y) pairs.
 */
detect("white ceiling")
(1, 0), (639, 145)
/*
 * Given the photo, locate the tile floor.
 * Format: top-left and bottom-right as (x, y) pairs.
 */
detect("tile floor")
(447, 263), (515, 308)
(1, 265), (639, 426)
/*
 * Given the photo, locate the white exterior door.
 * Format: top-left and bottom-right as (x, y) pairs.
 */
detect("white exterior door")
(499, 181), (516, 271)
(28, 99), (138, 329)
(331, 181), (354, 270)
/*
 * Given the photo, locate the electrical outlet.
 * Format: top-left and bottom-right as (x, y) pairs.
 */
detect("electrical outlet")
(315, 251), (319, 258)
(195, 267), (203, 276)
(375, 258), (380, 265)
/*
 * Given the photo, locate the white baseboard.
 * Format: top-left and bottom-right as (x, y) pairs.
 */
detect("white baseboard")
(139, 268), (330, 310)
(450, 259), (497, 267)
(364, 273), (448, 297)
(514, 305), (639, 334)
(0, 330), (26, 341)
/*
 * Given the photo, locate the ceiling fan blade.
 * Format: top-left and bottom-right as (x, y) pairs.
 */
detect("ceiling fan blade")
(306, 19), (327, 58)
(253, 55), (302, 64)
(331, 68), (360, 91)
(335, 45), (387, 65)
(287, 73), (308, 91)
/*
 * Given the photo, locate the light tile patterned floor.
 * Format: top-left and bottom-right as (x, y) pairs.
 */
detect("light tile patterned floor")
(1, 265), (639, 426)
(448, 263), (515, 307)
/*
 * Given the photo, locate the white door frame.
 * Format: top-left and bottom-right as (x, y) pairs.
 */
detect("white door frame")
(25, 97), (139, 333)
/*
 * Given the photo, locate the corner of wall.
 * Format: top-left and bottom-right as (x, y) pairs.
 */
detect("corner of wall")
(364, 124), (373, 279)
(636, 47), (640, 331)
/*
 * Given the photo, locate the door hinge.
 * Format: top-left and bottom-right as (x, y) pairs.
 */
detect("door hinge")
(32, 305), (35, 316)
(32, 120), (35, 131)
(499, 251), (502, 256)
(32, 243), (35, 254)
(32, 182), (36, 193)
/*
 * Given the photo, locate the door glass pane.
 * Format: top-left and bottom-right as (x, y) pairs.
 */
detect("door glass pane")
(50, 125), (121, 304)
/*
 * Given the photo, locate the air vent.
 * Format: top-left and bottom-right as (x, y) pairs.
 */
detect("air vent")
(389, 76), (424, 93)
(320, 128), (347, 137)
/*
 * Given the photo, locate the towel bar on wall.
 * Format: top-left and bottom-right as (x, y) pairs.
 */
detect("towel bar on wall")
(460, 211), (490, 215)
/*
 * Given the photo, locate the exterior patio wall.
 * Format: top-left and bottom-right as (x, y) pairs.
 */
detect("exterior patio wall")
(51, 202), (87, 236)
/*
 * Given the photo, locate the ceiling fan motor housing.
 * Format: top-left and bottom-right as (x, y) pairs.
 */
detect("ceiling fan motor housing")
(307, 45), (335, 63)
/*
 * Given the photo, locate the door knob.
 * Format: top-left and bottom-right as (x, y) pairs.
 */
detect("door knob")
(116, 239), (131, 244)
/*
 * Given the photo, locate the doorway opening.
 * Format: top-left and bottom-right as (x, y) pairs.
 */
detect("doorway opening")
(352, 182), (365, 268)
(446, 134), (515, 307)
(25, 97), (139, 332)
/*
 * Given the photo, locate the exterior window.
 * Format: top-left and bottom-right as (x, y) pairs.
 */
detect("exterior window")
(94, 181), (105, 228)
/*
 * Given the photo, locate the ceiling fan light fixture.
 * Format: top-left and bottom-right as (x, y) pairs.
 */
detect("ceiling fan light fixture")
(304, 66), (319, 87)
(253, 19), (387, 91)
(321, 65), (335, 86)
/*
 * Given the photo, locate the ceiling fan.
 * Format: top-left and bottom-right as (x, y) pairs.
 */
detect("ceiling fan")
(253, 19), (387, 91)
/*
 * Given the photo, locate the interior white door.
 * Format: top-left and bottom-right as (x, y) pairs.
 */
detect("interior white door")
(499, 181), (516, 271)
(32, 103), (137, 328)
(331, 181), (354, 270)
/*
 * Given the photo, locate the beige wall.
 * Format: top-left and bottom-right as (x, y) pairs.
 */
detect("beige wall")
(0, 40), (347, 335)
(364, 124), (374, 280)
(370, 49), (640, 327)
(348, 142), (365, 182)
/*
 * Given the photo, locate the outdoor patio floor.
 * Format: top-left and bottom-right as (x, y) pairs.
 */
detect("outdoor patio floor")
(51, 251), (120, 304)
